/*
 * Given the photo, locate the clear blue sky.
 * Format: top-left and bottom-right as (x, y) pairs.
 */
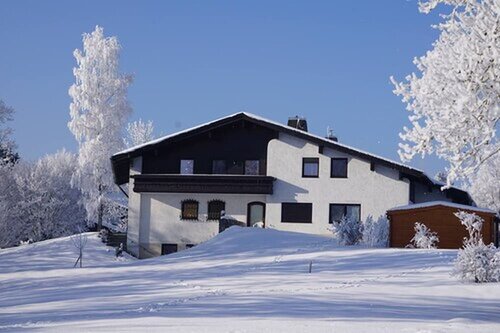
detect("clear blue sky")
(0, 0), (448, 176)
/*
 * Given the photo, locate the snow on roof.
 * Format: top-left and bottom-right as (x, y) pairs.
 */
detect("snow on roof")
(242, 112), (423, 173)
(114, 112), (422, 173)
(387, 201), (495, 214)
(114, 112), (243, 156)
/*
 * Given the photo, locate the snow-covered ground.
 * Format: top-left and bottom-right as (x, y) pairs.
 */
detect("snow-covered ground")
(1, 228), (499, 332)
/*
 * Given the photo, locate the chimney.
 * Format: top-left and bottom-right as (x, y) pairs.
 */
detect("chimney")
(326, 127), (338, 142)
(287, 116), (308, 132)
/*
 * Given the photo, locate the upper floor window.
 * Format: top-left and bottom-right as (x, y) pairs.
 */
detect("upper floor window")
(245, 160), (260, 175)
(329, 204), (360, 224)
(227, 160), (244, 174)
(212, 160), (226, 174)
(180, 159), (194, 174)
(302, 158), (319, 178)
(331, 158), (348, 178)
(207, 200), (225, 220)
(181, 200), (199, 220)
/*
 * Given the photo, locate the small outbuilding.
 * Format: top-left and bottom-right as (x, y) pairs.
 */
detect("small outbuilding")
(387, 201), (497, 249)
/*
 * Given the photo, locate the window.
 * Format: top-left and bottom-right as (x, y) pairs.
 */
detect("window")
(161, 244), (178, 255)
(245, 160), (260, 175)
(212, 160), (226, 174)
(207, 200), (225, 220)
(227, 160), (244, 174)
(281, 203), (313, 223)
(302, 158), (319, 178)
(180, 159), (194, 174)
(181, 200), (199, 220)
(329, 204), (361, 224)
(331, 158), (348, 178)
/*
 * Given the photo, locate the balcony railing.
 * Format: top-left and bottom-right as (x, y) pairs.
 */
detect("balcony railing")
(132, 174), (275, 194)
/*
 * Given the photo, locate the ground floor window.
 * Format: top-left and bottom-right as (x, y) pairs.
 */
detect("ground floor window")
(161, 244), (178, 255)
(207, 200), (225, 220)
(329, 204), (361, 223)
(181, 200), (199, 220)
(281, 203), (313, 223)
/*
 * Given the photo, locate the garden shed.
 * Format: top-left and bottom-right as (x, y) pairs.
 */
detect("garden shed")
(387, 201), (497, 249)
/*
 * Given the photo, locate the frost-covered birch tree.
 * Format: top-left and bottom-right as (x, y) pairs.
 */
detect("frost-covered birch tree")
(68, 26), (133, 230)
(124, 119), (155, 148)
(391, 0), (500, 187)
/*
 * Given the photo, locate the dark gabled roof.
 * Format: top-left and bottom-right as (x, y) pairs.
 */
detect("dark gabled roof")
(110, 112), (471, 202)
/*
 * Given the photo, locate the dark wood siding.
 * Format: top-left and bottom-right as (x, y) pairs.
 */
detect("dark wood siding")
(141, 121), (277, 176)
(388, 206), (495, 249)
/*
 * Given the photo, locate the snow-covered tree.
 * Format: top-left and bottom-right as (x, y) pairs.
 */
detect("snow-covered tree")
(0, 151), (87, 248)
(125, 119), (155, 148)
(411, 222), (439, 249)
(453, 211), (499, 283)
(68, 26), (133, 230)
(468, 154), (500, 215)
(391, 0), (500, 187)
(332, 215), (363, 246)
(0, 99), (19, 166)
(362, 215), (389, 247)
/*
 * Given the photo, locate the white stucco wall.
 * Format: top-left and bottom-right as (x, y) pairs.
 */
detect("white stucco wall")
(126, 130), (451, 258)
(137, 193), (266, 258)
(265, 133), (410, 236)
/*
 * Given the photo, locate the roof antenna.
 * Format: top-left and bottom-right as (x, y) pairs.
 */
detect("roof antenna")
(326, 126), (338, 142)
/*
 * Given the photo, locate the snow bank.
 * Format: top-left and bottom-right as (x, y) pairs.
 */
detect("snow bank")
(0, 232), (133, 273)
(1, 227), (500, 332)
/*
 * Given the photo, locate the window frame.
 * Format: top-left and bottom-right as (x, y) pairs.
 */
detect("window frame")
(302, 157), (319, 178)
(328, 203), (361, 224)
(212, 160), (227, 174)
(244, 160), (260, 175)
(181, 199), (199, 220)
(330, 158), (348, 178)
(281, 202), (313, 223)
(161, 243), (178, 255)
(180, 159), (194, 175)
(207, 200), (226, 221)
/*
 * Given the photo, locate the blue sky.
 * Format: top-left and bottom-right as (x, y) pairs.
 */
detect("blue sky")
(1, 0), (448, 176)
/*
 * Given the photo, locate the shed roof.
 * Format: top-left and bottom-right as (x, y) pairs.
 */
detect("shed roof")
(387, 201), (495, 214)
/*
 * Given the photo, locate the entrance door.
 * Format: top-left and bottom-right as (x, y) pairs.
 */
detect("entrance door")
(247, 202), (265, 227)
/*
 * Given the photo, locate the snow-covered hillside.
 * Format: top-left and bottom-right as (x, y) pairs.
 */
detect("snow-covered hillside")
(1, 228), (499, 332)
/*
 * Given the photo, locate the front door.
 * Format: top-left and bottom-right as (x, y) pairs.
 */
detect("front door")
(247, 202), (265, 227)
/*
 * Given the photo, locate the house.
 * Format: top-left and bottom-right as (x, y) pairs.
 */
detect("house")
(111, 112), (472, 258)
(387, 202), (497, 249)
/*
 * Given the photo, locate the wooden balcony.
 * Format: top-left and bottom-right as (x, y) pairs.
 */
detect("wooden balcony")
(132, 174), (275, 194)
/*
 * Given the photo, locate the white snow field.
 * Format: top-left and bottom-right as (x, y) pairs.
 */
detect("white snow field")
(1, 228), (499, 332)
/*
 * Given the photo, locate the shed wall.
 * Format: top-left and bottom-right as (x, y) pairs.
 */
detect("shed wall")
(389, 206), (494, 249)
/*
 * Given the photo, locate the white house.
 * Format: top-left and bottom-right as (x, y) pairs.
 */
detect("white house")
(111, 112), (472, 258)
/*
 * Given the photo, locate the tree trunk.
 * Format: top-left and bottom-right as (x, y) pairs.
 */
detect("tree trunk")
(97, 200), (103, 231)
(97, 184), (103, 231)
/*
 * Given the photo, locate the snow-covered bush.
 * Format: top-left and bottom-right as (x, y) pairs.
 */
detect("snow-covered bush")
(453, 211), (500, 283)
(362, 215), (389, 247)
(411, 222), (439, 249)
(332, 215), (363, 246)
